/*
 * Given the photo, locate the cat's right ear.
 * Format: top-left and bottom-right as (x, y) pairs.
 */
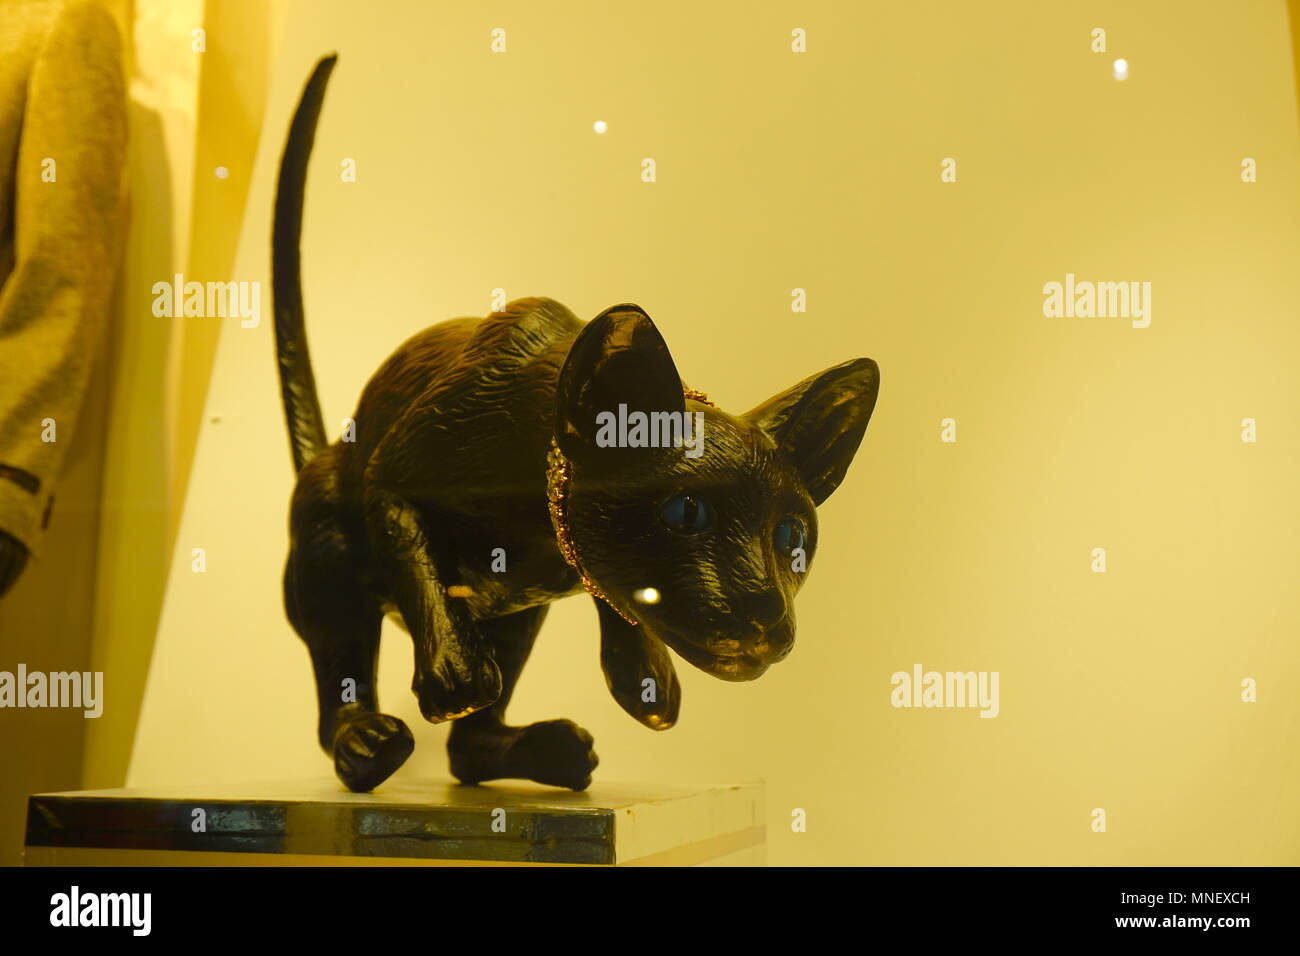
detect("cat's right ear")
(555, 304), (685, 468)
(745, 357), (880, 505)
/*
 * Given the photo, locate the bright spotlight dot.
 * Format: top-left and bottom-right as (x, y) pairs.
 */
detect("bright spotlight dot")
(633, 587), (661, 604)
(593, 120), (608, 134)
(214, 166), (229, 179)
(1112, 58), (1129, 80)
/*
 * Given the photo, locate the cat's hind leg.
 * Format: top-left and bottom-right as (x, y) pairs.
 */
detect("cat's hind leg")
(285, 454), (413, 792)
(447, 605), (599, 791)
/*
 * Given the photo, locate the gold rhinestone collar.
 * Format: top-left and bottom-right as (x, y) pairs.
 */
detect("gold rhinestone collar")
(546, 387), (713, 625)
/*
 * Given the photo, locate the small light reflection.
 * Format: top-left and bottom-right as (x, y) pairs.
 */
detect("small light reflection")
(633, 587), (661, 604)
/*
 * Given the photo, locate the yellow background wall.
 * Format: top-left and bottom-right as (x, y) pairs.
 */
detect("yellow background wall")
(117, 0), (1300, 865)
(84, 0), (289, 791)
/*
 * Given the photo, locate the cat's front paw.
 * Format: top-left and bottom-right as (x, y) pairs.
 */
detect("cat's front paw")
(333, 712), (414, 792)
(509, 719), (599, 791)
(414, 649), (502, 723)
(448, 718), (599, 791)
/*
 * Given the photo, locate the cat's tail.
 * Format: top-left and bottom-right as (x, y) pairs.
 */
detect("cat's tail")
(272, 53), (336, 473)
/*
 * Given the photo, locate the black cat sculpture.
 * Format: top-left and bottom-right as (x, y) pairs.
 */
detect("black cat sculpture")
(273, 55), (880, 793)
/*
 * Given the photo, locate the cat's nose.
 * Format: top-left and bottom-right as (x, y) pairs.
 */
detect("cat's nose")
(734, 588), (785, 631)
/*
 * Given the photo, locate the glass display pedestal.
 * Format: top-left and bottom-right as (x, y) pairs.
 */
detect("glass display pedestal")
(25, 779), (765, 867)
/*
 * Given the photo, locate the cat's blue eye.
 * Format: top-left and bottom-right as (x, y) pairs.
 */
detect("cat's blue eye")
(658, 493), (713, 534)
(774, 518), (807, 555)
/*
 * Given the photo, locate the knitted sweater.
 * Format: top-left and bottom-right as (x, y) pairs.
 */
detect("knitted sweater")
(0, 0), (126, 586)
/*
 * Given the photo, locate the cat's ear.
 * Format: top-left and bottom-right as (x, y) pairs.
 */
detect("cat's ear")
(745, 358), (879, 505)
(555, 304), (686, 467)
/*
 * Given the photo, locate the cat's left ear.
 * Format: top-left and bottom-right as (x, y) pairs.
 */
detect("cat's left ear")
(555, 304), (685, 469)
(744, 357), (879, 505)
